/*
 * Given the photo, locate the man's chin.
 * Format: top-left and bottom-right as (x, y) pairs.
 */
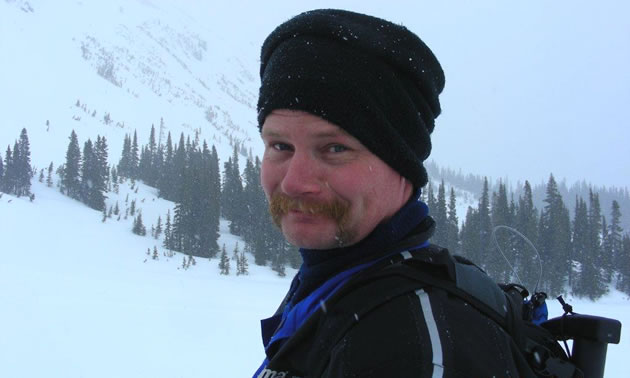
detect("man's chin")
(281, 220), (340, 250)
(287, 238), (339, 250)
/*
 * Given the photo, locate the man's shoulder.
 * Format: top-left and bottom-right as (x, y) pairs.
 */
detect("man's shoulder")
(322, 261), (520, 377)
(324, 290), (433, 377)
(320, 245), (521, 376)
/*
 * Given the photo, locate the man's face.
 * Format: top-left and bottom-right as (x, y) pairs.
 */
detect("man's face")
(261, 110), (413, 250)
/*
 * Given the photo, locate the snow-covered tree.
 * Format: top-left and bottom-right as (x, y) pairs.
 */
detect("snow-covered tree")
(219, 244), (230, 275)
(62, 130), (81, 199)
(132, 212), (147, 236)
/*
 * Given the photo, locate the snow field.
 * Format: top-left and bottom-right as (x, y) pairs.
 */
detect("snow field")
(1, 180), (628, 377)
(0, 180), (294, 377)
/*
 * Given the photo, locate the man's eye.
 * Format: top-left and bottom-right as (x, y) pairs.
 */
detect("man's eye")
(272, 142), (291, 151)
(327, 144), (348, 153)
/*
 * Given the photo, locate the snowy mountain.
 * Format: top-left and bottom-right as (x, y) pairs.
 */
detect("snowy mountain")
(1, 0), (261, 171)
(1, 1), (628, 377)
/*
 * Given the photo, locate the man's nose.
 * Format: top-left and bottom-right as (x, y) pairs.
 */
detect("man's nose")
(280, 152), (322, 196)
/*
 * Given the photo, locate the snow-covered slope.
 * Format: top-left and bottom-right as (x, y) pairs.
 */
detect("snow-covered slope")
(1, 0), (260, 171)
(1, 175), (628, 377)
(0, 178), (296, 377)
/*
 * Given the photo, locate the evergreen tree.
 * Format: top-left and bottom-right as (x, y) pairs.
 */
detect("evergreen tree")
(95, 135), (109, 193)
(232, 242), (240, 261)
(1, 146), (12, 193)
(487, 181), (512, 282)
(610, 200), (624, 270)
(62, 130), (81, 199)
(465, 177), (492, 269)
(571, 196), (589, 295)
(171, 146), (194, 254)
(193, 141), (220, 257)
(132, 212), (147, 236)
(241, 157), (257, 244)
(12, 140), (19, 187)
(169, 133), (187, 202)
(118, 133), (131, 178)
(222, 145), (245, 235)
(186, 135), (193, 155)
(209, 145), (221, 236)
(138, 146), (150, 183)
(432, 180), (448, 247)
(1, 131), (32, 197)
(445, 187), (460, 254)
(237, 251), (249, 275)
(163, 210), (173, 250)
(459, 206), (479, 263)
(617, 234), (630, 294)
(479, 178), (493, 267)
(15, 128), (32, 197)
(515, 181), (540, 291)
(111, 166), (119, 193)
(148, 124), (157, 184)
(219, 244), (230, 275)
(601, 215), (613, 282)
(159, 132), (174, 199)
(154, 215), (162, 240)
(130, 130), (139, 179)
(580, 190), (608, 298)
(46, 162), (53, 188)
(2, 146), (12, 193)
(80, 138), (95, 204)
(152, 143), (164, 188)
(241, 156), (269, 258)
(426, 181), (436, 215)
(537, 174), (572, 296)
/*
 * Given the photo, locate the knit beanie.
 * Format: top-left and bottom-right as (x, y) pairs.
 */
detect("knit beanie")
(258, 9), (444, 188)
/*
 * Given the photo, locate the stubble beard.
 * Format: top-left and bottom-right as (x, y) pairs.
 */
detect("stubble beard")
(268, 192), (354, 248)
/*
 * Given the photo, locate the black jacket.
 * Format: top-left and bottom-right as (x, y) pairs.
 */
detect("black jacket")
(257, 242), (527, 378)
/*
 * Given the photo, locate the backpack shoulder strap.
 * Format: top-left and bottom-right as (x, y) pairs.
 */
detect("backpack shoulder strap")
(313, 245), (542, 377)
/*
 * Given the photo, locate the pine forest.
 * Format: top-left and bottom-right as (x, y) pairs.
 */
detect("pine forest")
(2, 125), (629, 299)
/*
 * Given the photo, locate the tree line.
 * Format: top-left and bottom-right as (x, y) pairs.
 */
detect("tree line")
(0, 128), (33, 198)
(54, 122), (299, 275)
(59, 130), (109, 211)
(426, 176), (630, 299)
(426, 159), (630, 233)
(3, 126), (629, 288)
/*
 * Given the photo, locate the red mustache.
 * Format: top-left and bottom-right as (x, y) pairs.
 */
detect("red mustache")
(269, 193), (349, 226)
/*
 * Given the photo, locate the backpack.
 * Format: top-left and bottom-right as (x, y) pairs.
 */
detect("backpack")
(331, 245), (621, 378)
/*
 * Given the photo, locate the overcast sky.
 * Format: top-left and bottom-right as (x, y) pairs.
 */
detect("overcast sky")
(195, 0), (630, 189)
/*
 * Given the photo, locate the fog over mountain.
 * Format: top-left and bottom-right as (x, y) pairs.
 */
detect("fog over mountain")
(2, 0), (629, 190)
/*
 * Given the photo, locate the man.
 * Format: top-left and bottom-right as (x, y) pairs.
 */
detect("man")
(254, 9), (525, 378)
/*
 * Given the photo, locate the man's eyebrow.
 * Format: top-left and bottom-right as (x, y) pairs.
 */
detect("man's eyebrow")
(311, 131), (348, 139)
(261, 130), (348, 139)
(261, 129), (283, 138)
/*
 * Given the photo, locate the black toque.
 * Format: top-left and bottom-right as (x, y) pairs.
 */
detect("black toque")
(257, 9), (445, 188)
